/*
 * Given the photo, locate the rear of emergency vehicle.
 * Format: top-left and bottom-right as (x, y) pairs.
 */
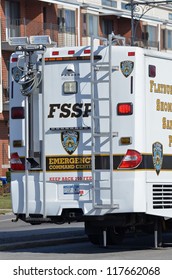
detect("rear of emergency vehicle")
(9, 36), (96, 224)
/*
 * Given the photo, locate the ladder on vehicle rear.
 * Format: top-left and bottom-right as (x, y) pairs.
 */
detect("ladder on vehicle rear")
(91, 35), (119, 209)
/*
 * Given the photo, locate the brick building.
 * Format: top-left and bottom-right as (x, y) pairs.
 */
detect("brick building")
(1, 0), (172, 176)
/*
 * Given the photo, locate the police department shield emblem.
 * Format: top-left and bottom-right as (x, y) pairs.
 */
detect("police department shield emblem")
(61, 130), (79, 155)
(120, 61), (134, 77)
(12, 66), (23, 82)
(152, 142), (163, 175)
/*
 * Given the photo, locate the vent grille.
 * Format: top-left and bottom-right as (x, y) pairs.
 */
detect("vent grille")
(153, 185), (172, 209)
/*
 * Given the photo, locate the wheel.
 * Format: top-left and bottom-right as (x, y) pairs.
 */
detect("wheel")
(106, 226), (125, 245)
(30, 222), (42, 225)
(87, 226), (125, 246)
(87, 234), (101, 245)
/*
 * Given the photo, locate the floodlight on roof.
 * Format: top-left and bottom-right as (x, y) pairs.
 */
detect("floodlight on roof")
(29, 35), (51, 45)
(8, 37), (29, 46)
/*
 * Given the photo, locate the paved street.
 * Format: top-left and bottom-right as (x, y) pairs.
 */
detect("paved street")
(0, 213), (85, 250)
(1, 213), (172, 260)
(1, 232), (172, 260)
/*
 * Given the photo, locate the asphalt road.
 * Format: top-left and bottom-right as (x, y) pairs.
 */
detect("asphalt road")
(1, 232), (172, 260)
(0, 213), (86, 251)
(1, 213), (172, 260)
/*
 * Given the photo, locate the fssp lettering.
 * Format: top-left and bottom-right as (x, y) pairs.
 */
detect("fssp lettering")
(48, 103), (91, 118)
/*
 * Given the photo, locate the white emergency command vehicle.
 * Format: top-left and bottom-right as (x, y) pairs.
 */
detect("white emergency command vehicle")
(9, 35), (172, 247)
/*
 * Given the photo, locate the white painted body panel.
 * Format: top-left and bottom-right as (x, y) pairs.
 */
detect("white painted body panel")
(9, 45), (172, 219)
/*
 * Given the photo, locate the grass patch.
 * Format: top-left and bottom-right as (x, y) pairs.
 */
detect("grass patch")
(0, 193), (12, 210)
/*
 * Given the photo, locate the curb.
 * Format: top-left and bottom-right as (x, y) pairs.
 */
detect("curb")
(0, 209), (12, 215)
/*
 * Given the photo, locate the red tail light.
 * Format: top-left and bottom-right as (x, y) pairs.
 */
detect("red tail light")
(118, 150), (142, 169)
(149, 65), (156, 78)
(11, 57), (18, 62)
(52, 51), (59, 56)
(10, 153), (25, 170)
(128, 52), (135, 56)
(117, 103), (133, 115)
(68, 50), (75, 55)
(11, 107), (25, 119)
(84, 49), (91, 54)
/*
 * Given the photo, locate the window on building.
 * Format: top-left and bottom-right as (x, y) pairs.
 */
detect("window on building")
(102, 19), (113, 36)
(162, 29), (172, 49)
(167, 30), (172, 49)
(5, 0), (20, 39)
(102, 0), (117, 8)
(82, 14), (98, 36)
(57, 9), (75, 33)
(142, 25), (157, 48)
(169, 13), (172, 20)
(43, 7), (47, 27)
(43, 7), (47, 23)
(121, 2), (131, 10)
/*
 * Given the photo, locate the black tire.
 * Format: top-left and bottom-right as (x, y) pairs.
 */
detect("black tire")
(87, 226), (125, 246)
(106, 226), (125, 245)
(30, 222), (42, 225)
(87, 234), (101, 245)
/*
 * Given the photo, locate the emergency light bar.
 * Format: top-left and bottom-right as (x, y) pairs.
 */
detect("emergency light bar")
(8, 37), (29, 46)
(30, 35), (51, 45)
(8, 35), (51, 46)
